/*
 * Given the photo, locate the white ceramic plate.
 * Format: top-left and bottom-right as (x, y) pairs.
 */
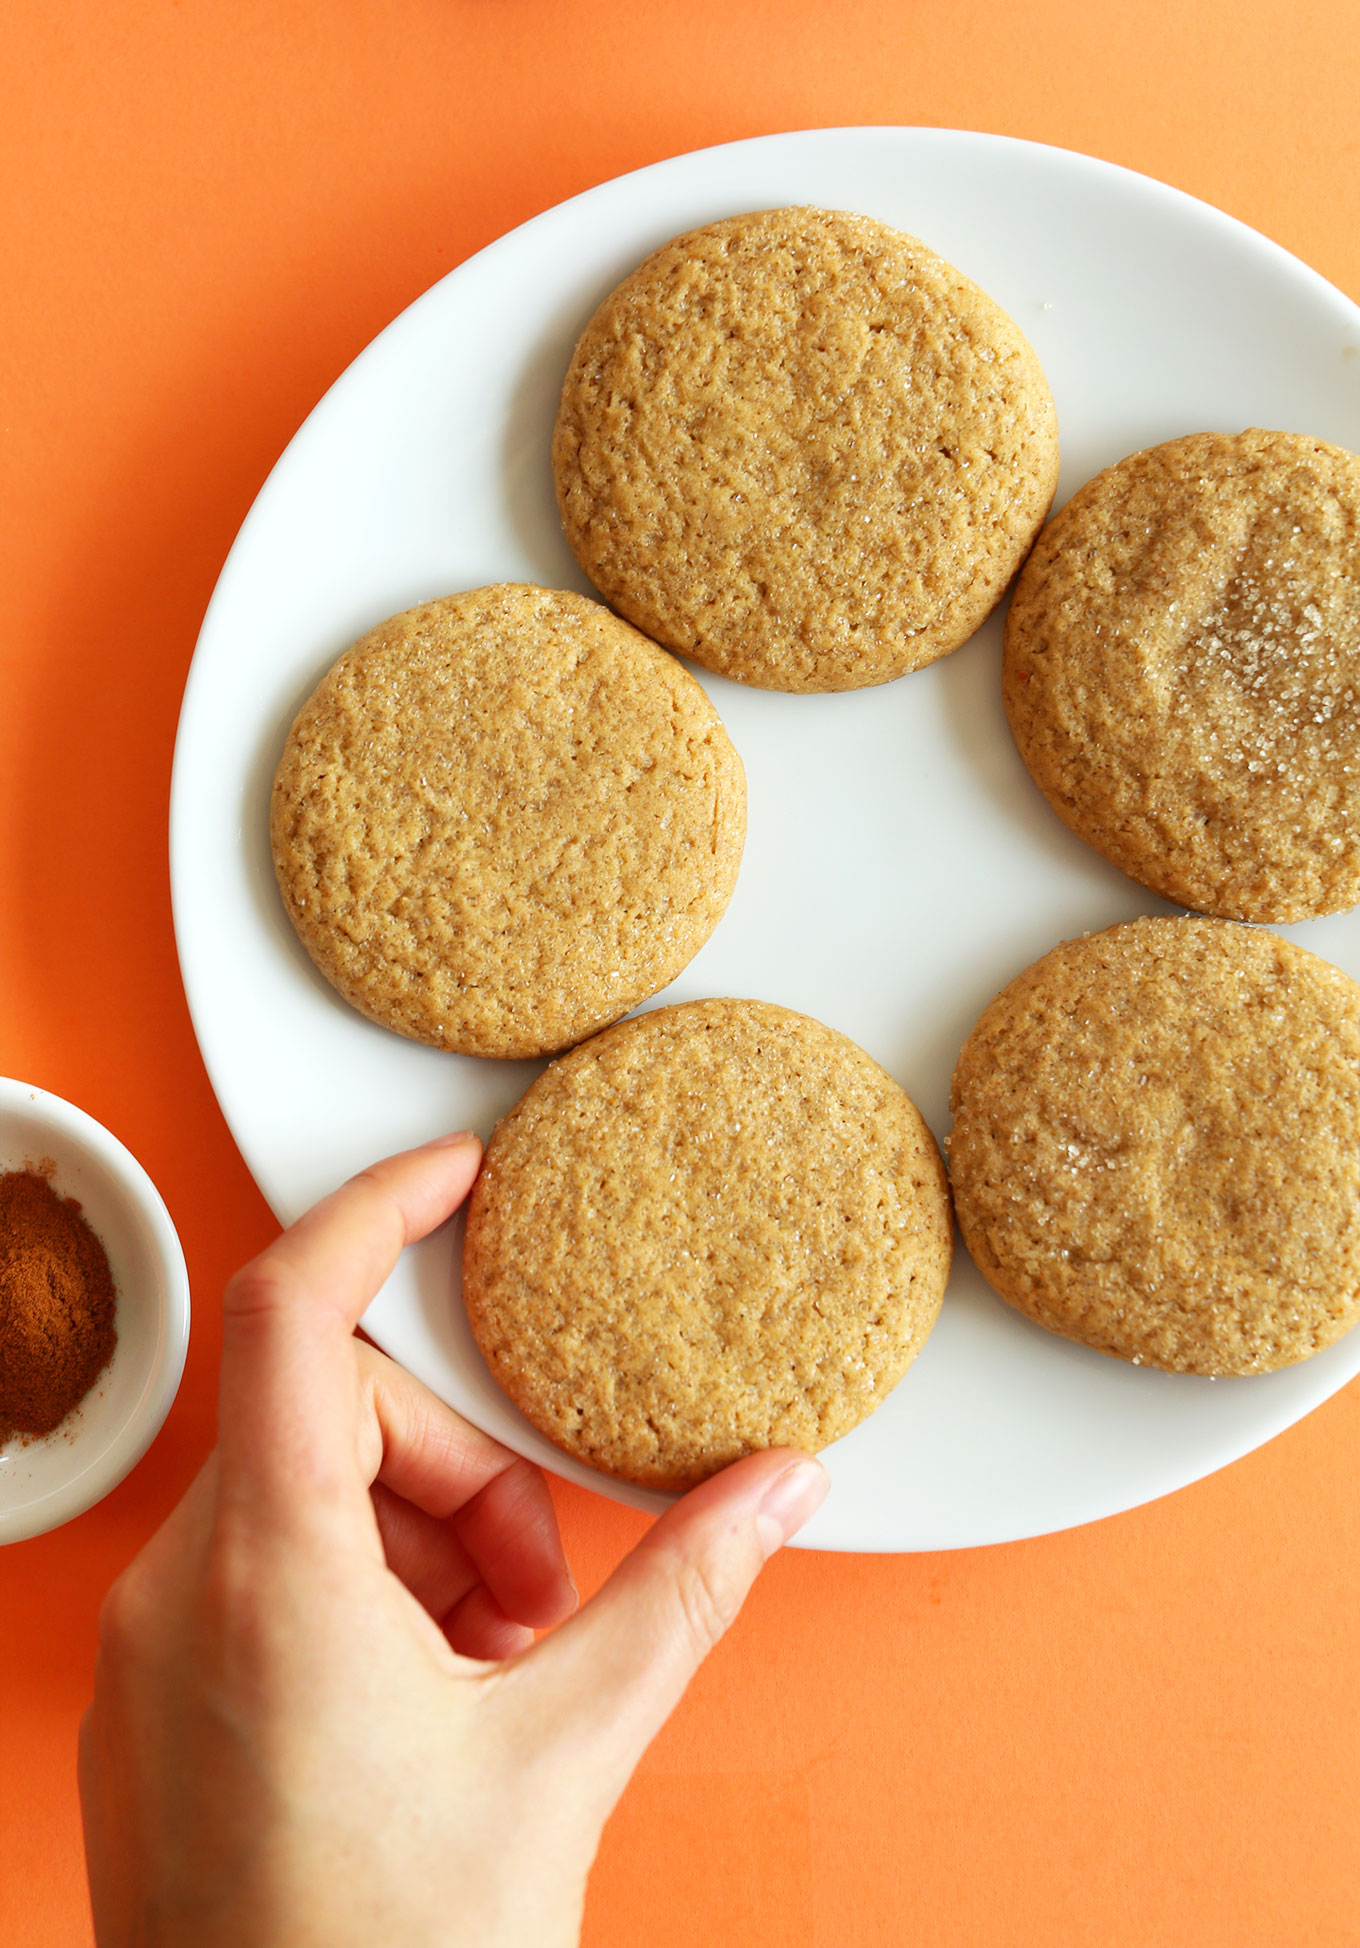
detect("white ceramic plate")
(171, 127), (1360, 1552)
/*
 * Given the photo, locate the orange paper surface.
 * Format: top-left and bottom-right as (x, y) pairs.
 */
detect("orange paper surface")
(4, 4), (1360, 1943)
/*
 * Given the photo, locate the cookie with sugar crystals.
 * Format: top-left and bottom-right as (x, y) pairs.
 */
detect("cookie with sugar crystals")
(948, 915), (1360, 1375)
(270, 584), (746, 1059)
(1004, 427), (1360, 922)
(554, 206), (1059, 693)
(463, 998), (953, 1489)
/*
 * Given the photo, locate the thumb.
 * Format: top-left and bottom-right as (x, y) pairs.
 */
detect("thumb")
(520, 1449), (827, 1806)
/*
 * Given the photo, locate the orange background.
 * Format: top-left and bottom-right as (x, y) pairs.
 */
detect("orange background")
(5, 3), (1360, 1942)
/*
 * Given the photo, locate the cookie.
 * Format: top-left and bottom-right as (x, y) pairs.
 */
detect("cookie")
(553, 207), (1059, 694)
(463, 998), (953, 1488)
(1004, 428), (1360, 922)
(270, 585), (746, 1059)
(948, 915), (1360, 1375)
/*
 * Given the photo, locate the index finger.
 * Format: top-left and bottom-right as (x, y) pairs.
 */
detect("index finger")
(216, 1132), (482, 1529)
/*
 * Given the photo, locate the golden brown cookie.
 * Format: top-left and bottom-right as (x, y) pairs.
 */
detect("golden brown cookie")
(270, 585), (746, 1059)
(463, 998), (953, 1488)
(554, 207), (1059, 694)
(948, 915), (1360, 1375)
(1004, 428), (1360, 922)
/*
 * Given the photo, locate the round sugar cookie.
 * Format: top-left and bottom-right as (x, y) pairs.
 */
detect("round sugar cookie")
(270, 585), (746, 1059)
(553, 206), (1059, 694)
(1004, 427), (1360, 922)
(948, 915), (1360, 1376)
(462, 998), (953, 1489)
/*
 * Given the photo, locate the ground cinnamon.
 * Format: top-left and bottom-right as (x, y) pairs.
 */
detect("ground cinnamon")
(0, 1167), (118, 1441)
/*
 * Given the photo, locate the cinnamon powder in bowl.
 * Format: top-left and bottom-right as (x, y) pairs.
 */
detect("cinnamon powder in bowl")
(0, 1080), (189, 1544)
(0, 1166), (118, 1443)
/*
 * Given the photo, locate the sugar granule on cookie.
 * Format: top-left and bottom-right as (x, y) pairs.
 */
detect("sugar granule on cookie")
(270, 584), (746, 1059)
(1005, 427), (1360, 922)
(948, 915), (1360, 1375)
(554, 206), (1059, 694)
(463, 998), (953, 1489)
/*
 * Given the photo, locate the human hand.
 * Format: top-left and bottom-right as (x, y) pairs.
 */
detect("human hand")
(79, 1134), (829, 1947)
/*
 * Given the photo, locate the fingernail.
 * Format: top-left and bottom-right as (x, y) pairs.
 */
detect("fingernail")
(755, 1459), (829, 1559)
(424, 1129), (480, 1150)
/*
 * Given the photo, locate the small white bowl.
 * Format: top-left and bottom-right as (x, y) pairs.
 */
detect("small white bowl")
(0, 1078), (190, 1544)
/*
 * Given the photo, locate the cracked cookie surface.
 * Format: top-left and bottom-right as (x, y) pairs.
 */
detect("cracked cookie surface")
(1004, 428), (1360, 921)
(463, 998), (953, 1488)
(948, 915), (1360, 1375)
(554, 206), (1059, 693)
(270, 584), (745, 1058)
